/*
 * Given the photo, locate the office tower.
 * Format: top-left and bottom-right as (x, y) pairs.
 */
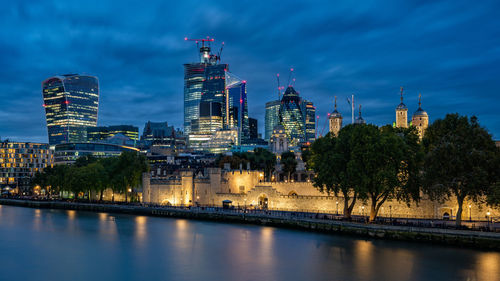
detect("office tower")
(329, 97), (342, 136)
(141, 121), (176, 143)
(302, 100), (316, 143)
(42, 74), (99, 145)
(411, 94), (429, 139)
(184, 38), (226, 136)
(265, 100), (281, 141)
(395, 87), (408, 128)
(226, 73), (249, 141)
(87, 125), (139, 142)
(280, 86), (305, 146)
(248, 118), (258, 139)
(0, 141), (53, 192)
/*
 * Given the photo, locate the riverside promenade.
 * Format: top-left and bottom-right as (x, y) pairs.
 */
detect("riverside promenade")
(1, 198), (500, 250)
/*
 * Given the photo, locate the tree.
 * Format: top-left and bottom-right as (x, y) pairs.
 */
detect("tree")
(280, 151), (297, 181)
(252, 148), (276, 181)
(422, 114), (499, 227)
(310, 131), (356, 218)
(115, 151), (149, 203)
(350, 125), (421, 222)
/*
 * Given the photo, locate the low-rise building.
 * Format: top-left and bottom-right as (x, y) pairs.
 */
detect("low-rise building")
(54, 142), (139, 164)
(0, 141), (53, 193)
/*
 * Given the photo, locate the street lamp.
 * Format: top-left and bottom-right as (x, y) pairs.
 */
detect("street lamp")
(361, 205), (365, 218)
(336, 201), (339, 215)
(487, 211), (491, 230)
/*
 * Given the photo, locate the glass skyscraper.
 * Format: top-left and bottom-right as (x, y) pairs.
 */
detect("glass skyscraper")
(280, 86), (306, 146)
(265, 100), (281, 141)
(42, 74), (99, 145)
(226, 72), (249, 141)
(302, 100), (316, 143)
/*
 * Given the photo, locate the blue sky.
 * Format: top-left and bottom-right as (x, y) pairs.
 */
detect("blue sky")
(1, 0), (499, 142)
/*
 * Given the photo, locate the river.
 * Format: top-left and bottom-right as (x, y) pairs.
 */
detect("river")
(0, 205), (498, 281)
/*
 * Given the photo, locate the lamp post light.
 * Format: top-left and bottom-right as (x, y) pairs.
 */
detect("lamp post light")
(468, 204), (472, 222)
(389, 205), (392, 220)
(487, 211), (491, 229)
(361, 205), (365, 219)
(336, 201), (339, 215)
(244, 198), (247, 210)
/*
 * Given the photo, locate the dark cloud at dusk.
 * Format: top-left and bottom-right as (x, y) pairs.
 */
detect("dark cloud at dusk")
(1, 0), (499, 142)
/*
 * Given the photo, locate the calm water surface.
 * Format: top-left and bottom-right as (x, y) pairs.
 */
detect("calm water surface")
(0, 205), (499, 281)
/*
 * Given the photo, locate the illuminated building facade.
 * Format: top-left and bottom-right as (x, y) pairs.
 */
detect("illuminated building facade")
(411, 94), (429, 139)
(0, 141), (53, 192)
(42, 74), (99, 145)
(265, 100), (281, 141)
(303, 100), (316, 143)
(329, 97), (343, 136)
(87, 125), (139, 142)
(395, 87), (408, 128)
(184, 63), (206, 135)
(280, 86), (305, 146)
(226, 75), (249, 141)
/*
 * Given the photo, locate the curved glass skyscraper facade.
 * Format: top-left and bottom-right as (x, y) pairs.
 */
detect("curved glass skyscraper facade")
(280, 86), (305, 146)
(42, 74), (99, 145)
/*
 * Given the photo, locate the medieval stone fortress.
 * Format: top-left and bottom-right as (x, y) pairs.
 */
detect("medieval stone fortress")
(141, 87), (496, 222)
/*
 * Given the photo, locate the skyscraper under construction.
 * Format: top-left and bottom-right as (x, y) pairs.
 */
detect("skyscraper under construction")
(183, 37), (249, 149)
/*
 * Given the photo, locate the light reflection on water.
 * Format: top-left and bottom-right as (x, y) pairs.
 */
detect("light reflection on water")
(0, 205), (499, 281)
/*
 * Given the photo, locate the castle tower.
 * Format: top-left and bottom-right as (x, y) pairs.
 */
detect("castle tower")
(411, 93), (429, 139)
(354, 104), (366, 125)
(395, 87), (408, 128)
(329, 96), (343, 136)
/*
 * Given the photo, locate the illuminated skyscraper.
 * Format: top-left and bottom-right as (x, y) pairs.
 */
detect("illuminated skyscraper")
(280, 86), (305, 146)
(265, 100), (281, 141)
(87, 125), (139, 142)
(42, 74), (99, 145)
(226, 73), (249, 141)
(302, 100), (316, 143)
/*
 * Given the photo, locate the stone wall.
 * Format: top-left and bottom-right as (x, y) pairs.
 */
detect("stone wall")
(142, 169), (500, 220)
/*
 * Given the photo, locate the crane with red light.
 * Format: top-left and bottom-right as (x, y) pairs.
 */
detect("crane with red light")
(184, 36), (223, 64)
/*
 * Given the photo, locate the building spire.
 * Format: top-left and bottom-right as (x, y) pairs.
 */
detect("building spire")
(400, 86), (404, 103)
(359, 104), (362, 117)
(418, 93), (422, 108)
(334, 96), (337, 111)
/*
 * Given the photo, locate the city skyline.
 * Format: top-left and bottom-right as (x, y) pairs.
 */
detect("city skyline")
(1, 1), (500, 143)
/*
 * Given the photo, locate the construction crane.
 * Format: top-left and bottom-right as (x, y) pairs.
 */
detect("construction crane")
(276, 73), (285, 100)
(184, 36), (221, 64)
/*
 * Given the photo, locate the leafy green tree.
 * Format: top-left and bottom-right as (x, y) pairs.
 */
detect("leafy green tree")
(350, 125), (419, 222)
(308, 130), (358, 219)
(252, 148), (276, 181)
(280, 151), (297, 181)
(422, 114), (499, 226)
(115, 151), (149, 202)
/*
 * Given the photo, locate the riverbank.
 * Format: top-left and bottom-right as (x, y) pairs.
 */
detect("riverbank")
(1, 198), (499, 250)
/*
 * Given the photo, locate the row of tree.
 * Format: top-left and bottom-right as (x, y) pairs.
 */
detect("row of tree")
(309, 114), (500, 226)
(216, 148), (277, 180)
(32, 151), (149, 202)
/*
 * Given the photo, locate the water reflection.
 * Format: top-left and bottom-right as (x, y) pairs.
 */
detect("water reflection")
(134, 216), (147, 244)
(0, 205), (499, 281)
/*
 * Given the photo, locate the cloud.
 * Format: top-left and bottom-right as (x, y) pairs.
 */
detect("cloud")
(0, 0), (499, 143)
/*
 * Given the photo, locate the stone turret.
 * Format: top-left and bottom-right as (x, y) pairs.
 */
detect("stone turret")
(396, 87), (408, 128)
(329, 96), (343, 136)
(354, 105), (366, 125)
(411, 93), (429, 139)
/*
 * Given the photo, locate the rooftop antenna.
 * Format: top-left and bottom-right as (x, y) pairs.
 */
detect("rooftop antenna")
(276, 73), (282, 100)
(400, 86), (404, 103)
(287, 68), (294, 87)
(347, 94), (355, 124)
(418, 92), (422, 108)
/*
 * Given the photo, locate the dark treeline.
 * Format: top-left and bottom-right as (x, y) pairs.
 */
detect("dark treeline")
(216, 148), (276, 181)
(32, 151), (149, 203)
(309, 113), (500, 226)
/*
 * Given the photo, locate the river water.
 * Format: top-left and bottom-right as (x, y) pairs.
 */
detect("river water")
(0, 205), (499, 281)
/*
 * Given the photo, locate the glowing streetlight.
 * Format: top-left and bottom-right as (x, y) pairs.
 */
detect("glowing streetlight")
(468, 204), (472, 221)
